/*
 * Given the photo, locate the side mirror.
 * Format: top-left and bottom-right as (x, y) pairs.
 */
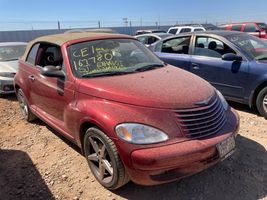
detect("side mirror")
(222, 53), (242, 62)
(41, 66), (65, 78)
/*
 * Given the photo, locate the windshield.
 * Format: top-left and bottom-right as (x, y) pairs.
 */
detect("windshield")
(226, 34), (267, 60)
(68, 39), (164, 77)
(0, 45), (26, 61)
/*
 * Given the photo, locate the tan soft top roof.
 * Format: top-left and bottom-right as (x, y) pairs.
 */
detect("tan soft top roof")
(31, 32), (133, 46)
(22, 32), (133, 61)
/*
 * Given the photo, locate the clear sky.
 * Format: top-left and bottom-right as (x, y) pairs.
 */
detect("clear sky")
(0, 0), (267, 30)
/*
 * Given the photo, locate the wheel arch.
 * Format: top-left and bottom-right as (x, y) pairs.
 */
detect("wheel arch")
(14, 84), (20, 93)
(251, 81), (267, 108)
(78, 121), (107, 155)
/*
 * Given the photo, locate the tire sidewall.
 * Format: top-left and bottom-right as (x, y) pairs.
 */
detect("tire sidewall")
(83, 128), (119, 189)
(256, 87), (267, 118)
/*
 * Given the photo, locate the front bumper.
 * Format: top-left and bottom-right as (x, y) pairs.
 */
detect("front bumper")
(0, 79), (15, 94)
(126, 108), (239, 185)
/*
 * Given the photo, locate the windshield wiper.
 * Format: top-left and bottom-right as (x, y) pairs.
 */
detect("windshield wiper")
(81, 70), (130, 78)
(133, 63), (165, 72)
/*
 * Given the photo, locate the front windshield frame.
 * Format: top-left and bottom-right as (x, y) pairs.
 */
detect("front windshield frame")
(0, 45), (26, 62)
(67, 38), (164, 78)
(226, 33), (267, 61)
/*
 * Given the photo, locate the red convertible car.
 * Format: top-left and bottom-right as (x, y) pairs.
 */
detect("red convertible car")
(14, 32), (239, 189)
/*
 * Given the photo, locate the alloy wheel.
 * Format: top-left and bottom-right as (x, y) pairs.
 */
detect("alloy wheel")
(18, 90), (28, 118)
(87, 135), (114, 184)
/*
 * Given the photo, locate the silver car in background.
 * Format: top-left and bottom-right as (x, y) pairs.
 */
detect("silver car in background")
(0, 42), (26, 96)
(135, 33), (172, 47)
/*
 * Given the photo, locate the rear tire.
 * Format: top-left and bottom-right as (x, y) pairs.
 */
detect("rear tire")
(17, 88), (36, 122)
(83, 127), (129, 190)
(256, 87), (267, 118)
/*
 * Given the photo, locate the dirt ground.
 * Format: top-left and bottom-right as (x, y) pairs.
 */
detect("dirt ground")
(0, 94), (266, 200)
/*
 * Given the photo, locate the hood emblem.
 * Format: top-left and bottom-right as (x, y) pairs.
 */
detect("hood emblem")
(194, 96), (213, 106)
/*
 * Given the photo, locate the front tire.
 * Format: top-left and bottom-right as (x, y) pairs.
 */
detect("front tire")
(17, 88), (36, 122)
(256, 87), (267, 118)
(83, 127), (129, 190)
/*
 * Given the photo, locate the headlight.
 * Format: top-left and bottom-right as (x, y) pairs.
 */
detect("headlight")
(0, 72), (15, 78)
(115, 123), (169, 144)
(216, 90), (229, 111)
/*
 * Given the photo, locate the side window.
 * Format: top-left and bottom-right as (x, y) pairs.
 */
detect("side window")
(147, 36), (158, 45)
(194, 28), (204, 32)
(37, 44), (63, 69)
(244, 23), (258, 32)
(161, 36), (191, 54)
(26, 43), (40, 65)
(194, 37), (236, 58)
(180, 28), (191, 33)
(219, 26), (227, 30)
(136, 36), (147, 45)
(168, 28), (178, 34)
(231, 25), (242, 31)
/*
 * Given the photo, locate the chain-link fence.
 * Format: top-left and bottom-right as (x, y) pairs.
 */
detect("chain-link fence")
(0, 20), (230, 31)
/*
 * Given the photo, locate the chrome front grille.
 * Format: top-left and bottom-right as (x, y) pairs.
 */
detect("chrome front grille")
(174, 95), (226, 138)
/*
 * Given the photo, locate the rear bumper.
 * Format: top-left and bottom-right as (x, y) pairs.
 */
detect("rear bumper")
(0, 79), (15, 94)
(126, 108), (239, 185)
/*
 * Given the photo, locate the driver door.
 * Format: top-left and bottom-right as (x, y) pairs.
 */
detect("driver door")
(28, 43), (75, 136)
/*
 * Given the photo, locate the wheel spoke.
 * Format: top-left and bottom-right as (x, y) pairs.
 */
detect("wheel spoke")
(87, 134), (114, 184)
(98, 161), (105, 180)
(87, 153), (98, 162)
(89, 137), (99, 153)
(99, 145), (106, 158)
(102, 159), (113, 175)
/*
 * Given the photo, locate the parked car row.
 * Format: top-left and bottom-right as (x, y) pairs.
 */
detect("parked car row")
(135, 22), (267, 40)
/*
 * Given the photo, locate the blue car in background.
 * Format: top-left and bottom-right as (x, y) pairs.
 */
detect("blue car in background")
(151, 31), (267, 118)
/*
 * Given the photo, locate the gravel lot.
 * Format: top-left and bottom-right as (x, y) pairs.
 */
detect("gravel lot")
(0, 94), (266, 200)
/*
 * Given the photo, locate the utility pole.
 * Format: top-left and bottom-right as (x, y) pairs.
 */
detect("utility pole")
(57, 21), (61, 30)
(122, 18), (128, 27)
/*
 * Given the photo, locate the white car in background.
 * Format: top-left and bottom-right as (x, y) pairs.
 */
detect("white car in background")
(0, 42), (26, 96)
(167, 26), (206, 34)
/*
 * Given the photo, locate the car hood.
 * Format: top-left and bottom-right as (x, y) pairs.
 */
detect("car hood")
(77, 65), (215, 109)
(0, 60), (18, 73)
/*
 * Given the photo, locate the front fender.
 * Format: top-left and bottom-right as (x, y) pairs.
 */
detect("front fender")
(66, 93), (181, 148)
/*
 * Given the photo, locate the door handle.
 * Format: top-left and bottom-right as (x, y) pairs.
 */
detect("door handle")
(28, 75), (35, 81)
(192, 63), (199, 70)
